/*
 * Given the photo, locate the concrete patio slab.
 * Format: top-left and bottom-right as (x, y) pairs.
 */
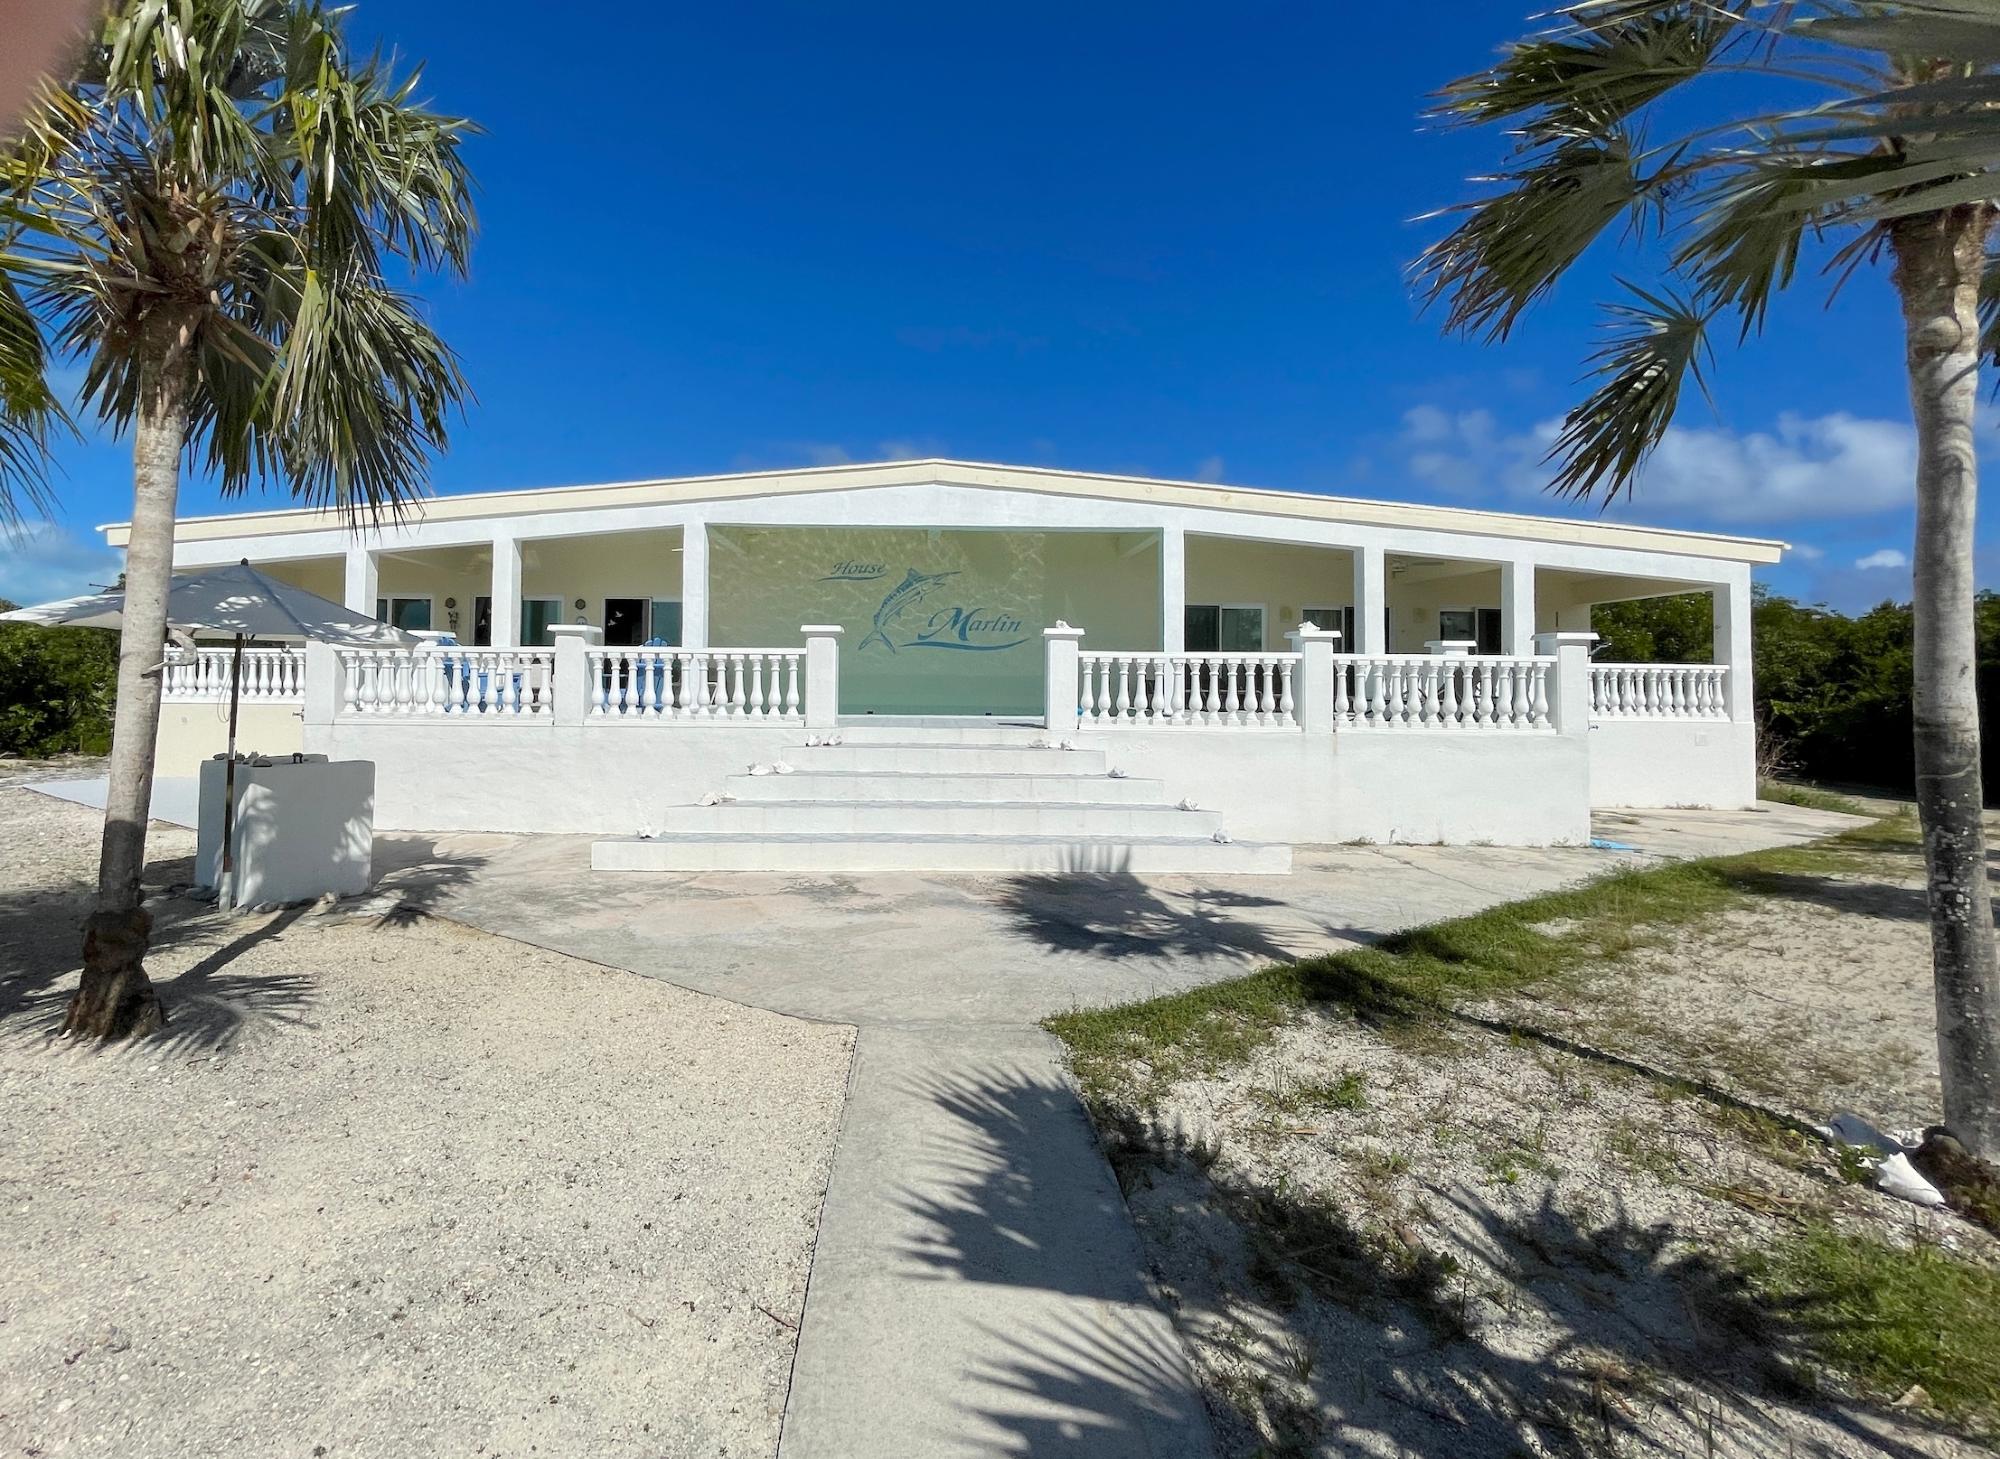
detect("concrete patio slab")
(24, 774), (200, 829)
(391, 802), (1864, 1030)
(777, 1023), (1215, 1459)
(391, 799), (1866, 1459)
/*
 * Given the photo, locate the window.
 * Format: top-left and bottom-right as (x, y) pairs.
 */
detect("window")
(603, 598), (647, 647)
(520, 598), (562, 648)
(375, 596), (432, 632)
(1438, 608), (1503, 654)
(649, 600), (683, 645)
(1303, 607), (1353, 648)
(1185, 604), (1265, 653)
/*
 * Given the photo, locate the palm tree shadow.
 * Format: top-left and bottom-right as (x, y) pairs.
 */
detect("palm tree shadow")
(1094, 1106), (1967, 1459)
(0, 836), (487, 1055)
(889, 1060), (1966, 1459)
(994, 871), (1333, 965)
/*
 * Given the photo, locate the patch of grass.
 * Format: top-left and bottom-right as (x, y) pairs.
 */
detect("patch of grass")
(1758, 779), (1871, 817)
(1048, 814), (1922, 1107)
(1745, 1224), (2000, 1429)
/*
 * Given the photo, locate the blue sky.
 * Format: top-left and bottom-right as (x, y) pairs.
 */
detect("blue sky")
(1, 0), (1957, 611)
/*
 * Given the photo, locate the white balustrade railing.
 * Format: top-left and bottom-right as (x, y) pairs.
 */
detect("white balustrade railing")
(1079, 651), (1300, 729)
(587, 648), (805, 720)
(1336, 654), (1553, 731)
(162, 646), (303, 701)
(1590, 662), (1730, 720)
(336, 647), (554, 717)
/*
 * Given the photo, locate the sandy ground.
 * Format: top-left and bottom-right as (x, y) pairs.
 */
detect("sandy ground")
(1087, 822), (2000, 1459)
(0, 787), (854, 1458)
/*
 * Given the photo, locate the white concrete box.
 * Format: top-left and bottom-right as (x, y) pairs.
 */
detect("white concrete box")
(197, 755), (375, 909)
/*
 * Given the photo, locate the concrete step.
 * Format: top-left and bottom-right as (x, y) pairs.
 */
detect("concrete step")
(823, 721), (1048, 744)
(724, 770), (1172, 804)
(664, 798), (1225, 838)
(787, 743), (1110, 775)
(592, 832), (1291, 875)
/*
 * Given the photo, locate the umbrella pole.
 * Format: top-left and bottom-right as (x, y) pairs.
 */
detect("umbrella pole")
(220, 632), (244, 907)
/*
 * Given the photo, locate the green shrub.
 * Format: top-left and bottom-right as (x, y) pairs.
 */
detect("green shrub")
(0, 602), (119, 758)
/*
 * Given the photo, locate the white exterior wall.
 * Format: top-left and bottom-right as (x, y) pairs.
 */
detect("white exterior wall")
(156, 701), (305, 776)
(1587, 719), (1758, 809)
(311, 721), (805, 834)
(312, 715), (1591, 846)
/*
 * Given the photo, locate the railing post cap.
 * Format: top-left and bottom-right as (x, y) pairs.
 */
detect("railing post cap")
(1533, 630), (1599, 651)
(1424, 638), (1477, 656)
(1288, 622), (1341, 644)
(547, 623), (603, 644)
(1043, 622), (1086, 641)
(801, 624), (845, 637)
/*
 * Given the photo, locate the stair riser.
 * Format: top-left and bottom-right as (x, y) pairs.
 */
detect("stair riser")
(815, 724), (1050, 745)
(593, 838), (1291, 875)
(663, 803), (1225, 837)
(787, 746), (1110, 774)
(724, 773), (1171, 804)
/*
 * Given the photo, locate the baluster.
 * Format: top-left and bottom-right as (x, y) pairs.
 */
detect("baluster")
(1531, 663), (1551, 728)
(1089, 658), (1108, 724)
(1278, 658), (1296, 726)
(1439, 658), (1460, 728)
(1109, 657), (1127, 724)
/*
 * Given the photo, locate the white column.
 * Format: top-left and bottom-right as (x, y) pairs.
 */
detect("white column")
(1536, 630), (1599, 738)
(803, 624), (844, 729)
(343, 543), (378, 617)
(302, 639), (339, 728)
(682, 520), (710, 649)
(1713, 568), (1753, 722)
(1352, 543), (1386, 655)
(1285, 623), (1340, 733)
(1501, 559), (1535, 657)
(1159, 525), (1185, 654)
(1043, 622), (1085, 735)
(550, 627), (599, 725)
(489, 531), (521, 648)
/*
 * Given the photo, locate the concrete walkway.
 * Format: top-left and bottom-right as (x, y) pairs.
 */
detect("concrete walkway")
(382, 802), (1862, 1458)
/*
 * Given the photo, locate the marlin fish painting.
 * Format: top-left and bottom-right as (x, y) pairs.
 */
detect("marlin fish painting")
(858, 568), (959, 653)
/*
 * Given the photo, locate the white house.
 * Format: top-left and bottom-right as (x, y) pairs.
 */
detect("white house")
(127, 459), (1779, 873)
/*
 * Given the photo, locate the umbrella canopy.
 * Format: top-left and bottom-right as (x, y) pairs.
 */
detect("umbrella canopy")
(0, 559), (413, 646)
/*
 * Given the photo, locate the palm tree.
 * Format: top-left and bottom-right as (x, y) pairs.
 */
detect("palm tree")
(1417, 0), (2000, 1160)
(0, 0), (472, 1037)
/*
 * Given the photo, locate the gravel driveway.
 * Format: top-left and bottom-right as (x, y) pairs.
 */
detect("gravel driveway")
(0, 787), (853, 1458)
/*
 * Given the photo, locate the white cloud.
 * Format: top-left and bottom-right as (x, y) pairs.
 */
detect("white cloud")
(1194, 454), (1227, 483)
(1392, 407), (1921, 525)
(1855, 547), (1909, 570)
(1790, 543), (1825, 561)
(0, 522), (122, 608)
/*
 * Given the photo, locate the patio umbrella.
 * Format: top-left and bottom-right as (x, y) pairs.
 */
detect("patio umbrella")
(1, 559), (411, 899)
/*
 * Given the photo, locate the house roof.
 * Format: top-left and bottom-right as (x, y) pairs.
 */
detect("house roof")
(101, 458), (1788, 563)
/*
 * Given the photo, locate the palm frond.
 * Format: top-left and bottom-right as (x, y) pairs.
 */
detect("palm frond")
(0, 268), (63, 528)
(264, 264), (467, 518)
(1415, 130), (1665, 341)
(1547, 282), (1717, 500)
(1431, 1), (1745, 139)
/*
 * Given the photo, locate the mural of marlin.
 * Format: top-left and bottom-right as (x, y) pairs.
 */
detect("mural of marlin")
(858, 568), (958, 653)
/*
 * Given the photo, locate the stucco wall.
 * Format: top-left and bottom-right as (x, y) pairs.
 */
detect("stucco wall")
(1587, 719), (1758, 809)
(157, 701), (305, 776)
(1083, 727), (1591, 845)
(306, 715), (1592, 846)
(310, 720), (800, 834)
(1185, 537), (1353, 649)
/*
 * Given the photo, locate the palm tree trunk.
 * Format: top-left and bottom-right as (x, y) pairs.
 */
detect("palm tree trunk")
(64, 311), (195, 1040)
(1892, 204), (2000, 1162)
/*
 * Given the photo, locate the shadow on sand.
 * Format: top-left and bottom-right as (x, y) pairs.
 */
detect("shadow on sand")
(888, 1059), (1963, 1458)
(0, 835), (487, 1057)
